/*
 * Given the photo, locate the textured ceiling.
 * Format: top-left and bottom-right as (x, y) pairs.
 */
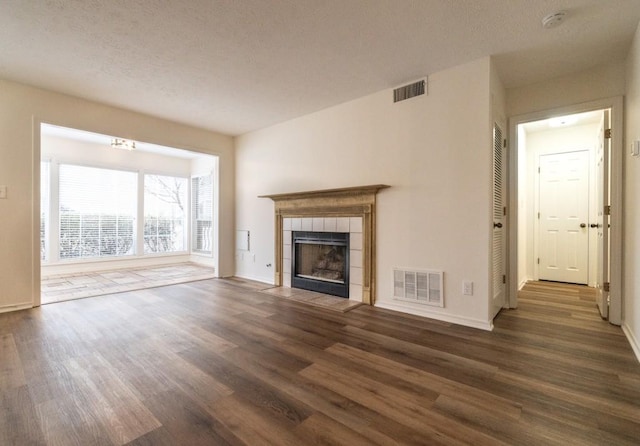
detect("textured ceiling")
(1, 1), (639, 135)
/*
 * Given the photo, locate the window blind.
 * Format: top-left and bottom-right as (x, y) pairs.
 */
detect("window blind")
(41, 161), (50, 261)
(59, 164), (137, 260)
(191, 174), (213, 254)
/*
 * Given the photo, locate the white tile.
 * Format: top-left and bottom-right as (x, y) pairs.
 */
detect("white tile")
(283, 230), (292, 244)
(283, 260), (291, 274)
(283, 244), (291, 260)
(336, 217), (350, 232)
(291, 218), (302, 230)
(283, 273), (291, 287)
(350, 266), (363, 285)
(323, 217), (337, 232)
(312, 218), (324, 232)
(349, 284), (363, 301)
(349, 217), (363, 233)
(283, 218), (292, 230)
(350, 249), (362, 268)
(350, 232), (363, 250)
(301, 217), (313, 231)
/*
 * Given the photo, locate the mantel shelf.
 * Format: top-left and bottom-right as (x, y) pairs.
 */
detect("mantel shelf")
(259, 184), (390, 202)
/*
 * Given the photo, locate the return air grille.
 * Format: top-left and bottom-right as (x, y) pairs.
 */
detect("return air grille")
(393, 268), (443, 307)
(393, 79), (427, 103)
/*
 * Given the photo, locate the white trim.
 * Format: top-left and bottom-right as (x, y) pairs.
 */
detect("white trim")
(0, 302), (34, 314)
(234, 273), (275, 286)
(375, 301), (494, 331)
(508, 96), (623, 325)
(622, 324), (640, 364)
(518, 278), (528, 291)
(32, 117), (43, 307)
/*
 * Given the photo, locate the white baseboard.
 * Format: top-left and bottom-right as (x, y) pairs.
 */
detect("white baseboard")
(375, 301), (493, 331)
(622, 323), (640, 364)
(0, 302), (33, 314)
(233, 273), (275, 286)
(518, 279), (528, 290)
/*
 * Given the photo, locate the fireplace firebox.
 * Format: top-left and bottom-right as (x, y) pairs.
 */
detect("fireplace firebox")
(292, 231), (349, 298)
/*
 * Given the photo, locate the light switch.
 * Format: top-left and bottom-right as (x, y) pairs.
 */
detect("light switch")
(0, 186), (7, 199)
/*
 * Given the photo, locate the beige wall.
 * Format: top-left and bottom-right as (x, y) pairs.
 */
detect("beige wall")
(624, 22), (640, 360)
(507, 61), (626, 118)
(0, 79), (234, 312)
(235, 57), (495, 329)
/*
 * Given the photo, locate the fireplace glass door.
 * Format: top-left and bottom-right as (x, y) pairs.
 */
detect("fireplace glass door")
(292, 231), (349, 297)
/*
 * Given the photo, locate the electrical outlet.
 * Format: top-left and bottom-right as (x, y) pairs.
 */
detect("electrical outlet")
(462, 280), (473, 296)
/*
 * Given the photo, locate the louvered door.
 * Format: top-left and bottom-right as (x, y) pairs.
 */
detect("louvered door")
(492, 124), (506, 307)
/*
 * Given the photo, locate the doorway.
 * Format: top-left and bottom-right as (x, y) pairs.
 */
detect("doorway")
(37, 123), (220, 305)
(508, 97), (623, 325)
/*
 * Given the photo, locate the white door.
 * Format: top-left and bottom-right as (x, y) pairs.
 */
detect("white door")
(492, 124), (506, 308)
(538, 151), (589, 284)
(596, 110), (610, 318)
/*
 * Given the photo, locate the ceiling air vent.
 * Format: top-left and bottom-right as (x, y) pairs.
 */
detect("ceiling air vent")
(393, 78), (427, 103)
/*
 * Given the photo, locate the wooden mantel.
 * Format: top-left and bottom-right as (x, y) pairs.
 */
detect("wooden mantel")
(261, 184), (390, 305)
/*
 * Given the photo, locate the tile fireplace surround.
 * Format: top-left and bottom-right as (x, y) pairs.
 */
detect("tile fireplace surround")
(260, 185), (390, 305)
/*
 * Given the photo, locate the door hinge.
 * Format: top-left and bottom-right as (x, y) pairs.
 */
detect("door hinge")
(538, 167), (540, 174)
(605, 128), (612, 139)
(502, 275), (506, 284)
(603, 282), (610, 292)
(503, 139), (507, 148)
(537, 212), (540, 219)
(604, 205), (611, 215)
(537, 258), (540, 265)
(503, 206), (507, 216)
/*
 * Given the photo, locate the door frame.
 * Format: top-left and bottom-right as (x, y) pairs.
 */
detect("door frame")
(507, 96), (623, 325)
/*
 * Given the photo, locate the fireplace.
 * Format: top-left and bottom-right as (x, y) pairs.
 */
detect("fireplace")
(260, 184), (389, 304)
(292, 231), (349, 297)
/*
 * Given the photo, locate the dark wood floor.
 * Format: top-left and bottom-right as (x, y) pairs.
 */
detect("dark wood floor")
(1, 280), (639, 445)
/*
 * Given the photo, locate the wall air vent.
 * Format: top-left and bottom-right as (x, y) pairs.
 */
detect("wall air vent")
(393, 268), (443, 307)
(393, 78), (427, 103)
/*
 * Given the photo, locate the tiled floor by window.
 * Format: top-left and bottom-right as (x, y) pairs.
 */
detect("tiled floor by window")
(41, 262), (216, 304)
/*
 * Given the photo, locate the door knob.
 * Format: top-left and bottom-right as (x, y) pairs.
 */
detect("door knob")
(580, 223), (586, 228)
(590, 223), (598, 228)
(494, 222), (503, 228)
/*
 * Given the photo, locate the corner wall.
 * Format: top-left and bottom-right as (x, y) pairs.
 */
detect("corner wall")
(235, 57), (494, 329)
(624, 22), (640, 361)
(0, 79), (235, 313)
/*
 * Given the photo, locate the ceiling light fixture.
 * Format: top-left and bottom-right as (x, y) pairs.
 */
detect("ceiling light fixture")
(542, 11), (567, 29)
(111, 138), (136, 151)
(549, 116), (578, 127)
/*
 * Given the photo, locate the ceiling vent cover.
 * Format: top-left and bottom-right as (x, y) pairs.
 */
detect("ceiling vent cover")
(393, 78), (427, 103)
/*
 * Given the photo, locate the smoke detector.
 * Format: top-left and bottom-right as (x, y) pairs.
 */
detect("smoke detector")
(542, 11), (567, 29)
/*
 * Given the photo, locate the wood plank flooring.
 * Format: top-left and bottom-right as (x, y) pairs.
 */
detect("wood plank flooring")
(1, 279), (639, 445)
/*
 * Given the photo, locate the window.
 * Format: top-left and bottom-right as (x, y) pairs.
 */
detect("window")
(59, 164), (137, 260)
(41, 161), (50, 261)
(144, 174), (187, 254)
(191, 174), (213, 254)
